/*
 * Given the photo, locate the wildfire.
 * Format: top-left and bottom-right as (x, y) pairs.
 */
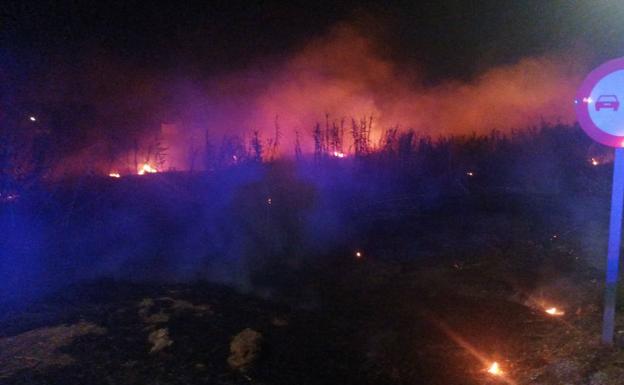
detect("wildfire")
(108, 172), (121, 178)
(137, 164), (158, 175)
(487, 362), (503, 376)
(545, 307), (565, 316)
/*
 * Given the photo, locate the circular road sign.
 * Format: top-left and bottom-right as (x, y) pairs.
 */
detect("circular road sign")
(575, 57), (624, 147)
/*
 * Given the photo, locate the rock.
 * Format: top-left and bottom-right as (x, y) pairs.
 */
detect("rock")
(227, 328), (263, 371)
(0, 321), (106, 379)
(139, 297), (211, 325)
(144, 311), (170, 324)
(148, 328), (173, 353)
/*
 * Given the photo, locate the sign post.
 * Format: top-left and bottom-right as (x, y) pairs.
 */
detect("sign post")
(575, 57), (624, 345)
(603, 147), (624, 344)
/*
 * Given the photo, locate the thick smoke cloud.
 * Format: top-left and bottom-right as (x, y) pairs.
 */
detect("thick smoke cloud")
(16, 23), (584, 174)
(159, 24), (583, 166)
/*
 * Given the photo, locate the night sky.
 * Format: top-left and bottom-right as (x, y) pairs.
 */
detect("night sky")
(4, 0), (624, 80)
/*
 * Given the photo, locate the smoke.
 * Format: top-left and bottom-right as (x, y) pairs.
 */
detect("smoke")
(8, 22), (585, 174)
(152, 23), (583, 166)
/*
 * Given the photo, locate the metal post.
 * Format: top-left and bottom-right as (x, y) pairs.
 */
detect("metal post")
(602, 147), (624, 345)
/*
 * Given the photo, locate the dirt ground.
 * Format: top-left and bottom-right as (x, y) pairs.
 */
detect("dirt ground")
(0, 248), (622, 385)
(2, 188), (624, 385)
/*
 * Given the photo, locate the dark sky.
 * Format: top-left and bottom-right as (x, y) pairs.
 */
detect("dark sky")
(3, 0), (624, 81)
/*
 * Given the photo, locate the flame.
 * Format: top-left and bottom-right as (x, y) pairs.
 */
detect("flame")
(466, 171), (474, 176)
(591, 158), (599, 166)
(332, 151), (346, 158)
(108, 172), (121, 178)
(545, 307), (565, 316)
(487, 362), (503, 376)
(355, 251), (362, 258)
(137, 163), (158, 175)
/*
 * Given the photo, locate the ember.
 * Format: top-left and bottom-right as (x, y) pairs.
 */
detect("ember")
(466, 171), (474, 176)
(355, 251), (362, 258)
(137, 164), (158, 175)
(545, 307), (565, 316)
(332, 151), (346, 158)
(487, 361), (503, 376)
(591, 158), (599, 166)
(108, 172), (121, 178)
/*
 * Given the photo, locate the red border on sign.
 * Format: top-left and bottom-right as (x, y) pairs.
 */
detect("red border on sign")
(575, 57), (624, 148)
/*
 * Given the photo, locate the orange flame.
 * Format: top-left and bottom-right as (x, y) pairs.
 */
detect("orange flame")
(545, 307), (565, 316)
(487, 362), (504, 376)
(137, 164), (158, 175)
(108, 172), (121, 178)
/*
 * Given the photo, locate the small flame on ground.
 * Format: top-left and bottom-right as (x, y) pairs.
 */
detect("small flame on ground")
(332, 151), (346, 158)
(29, 116), (37, 122)
(487, 362), (503, 376)
(591, 158), (599, 166)
(137, 164), (158, 175)
(355, 251), (362, 258)
(108, 172), (121, 178)
(466, 171), (474, 176)
(545, 307), (565, 316)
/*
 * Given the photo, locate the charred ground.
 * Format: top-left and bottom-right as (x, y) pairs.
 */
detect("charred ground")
(1, 125), (623, 385)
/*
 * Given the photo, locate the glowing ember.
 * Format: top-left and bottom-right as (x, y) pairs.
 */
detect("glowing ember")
(466, 171), (474, 176)
(332, 151), (346, 158)
(29, 116), (37, 122)
(487, 362), (503, 376)
(545, 307), (565, 316)
(355, 251), (362, 258)
(108, 172), (121, 178)
(591, 158), (599, 166)
(137, 164), (157, 175)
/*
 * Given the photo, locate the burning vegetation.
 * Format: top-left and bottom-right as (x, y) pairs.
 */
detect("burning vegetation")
(0, 5), (621, 385)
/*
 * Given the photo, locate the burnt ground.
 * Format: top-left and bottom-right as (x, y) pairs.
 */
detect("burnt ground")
(0, 260), (613, 385)
(1, 184), (624, 385)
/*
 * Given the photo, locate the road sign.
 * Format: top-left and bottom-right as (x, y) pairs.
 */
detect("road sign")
(575, 57), (624, 147)
(576, 57), (624, 345)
